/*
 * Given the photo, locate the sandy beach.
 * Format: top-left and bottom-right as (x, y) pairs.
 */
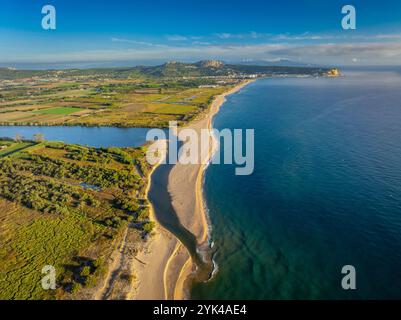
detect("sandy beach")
(128, 140), (179, 300)
(166, 80), (254, 299)
(126, 80), (253, 300)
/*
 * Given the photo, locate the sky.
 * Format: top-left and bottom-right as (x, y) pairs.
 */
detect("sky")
(1, 0), (401, 67)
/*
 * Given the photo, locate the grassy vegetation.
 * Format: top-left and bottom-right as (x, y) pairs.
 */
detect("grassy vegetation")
(33, 107), (82, 115)
(0, 206), (97, 299)
(0, 140), (153, 299)
(152, 104), (197, 115)
(0, 141), (37, 158)
(0, 82), (228, 127)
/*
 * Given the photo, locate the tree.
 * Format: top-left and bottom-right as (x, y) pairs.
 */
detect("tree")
(70, 282), (81, 293)
(14, 134), (22, 142)
(143, 221), (155, 234)
(80, 266), (91, 277)
(33, 133), (45, 142)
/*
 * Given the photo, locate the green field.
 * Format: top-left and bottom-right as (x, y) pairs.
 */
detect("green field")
(152, 104), (197, 115)
(0, 141), (154, 299)
(33, 107), (82, 115)
(0, 142), (37, 158)
(0, 209), (97, 299)
(0, 71), (233, 128)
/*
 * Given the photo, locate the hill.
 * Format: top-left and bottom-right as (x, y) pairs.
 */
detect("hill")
(0, 61), (333, 80)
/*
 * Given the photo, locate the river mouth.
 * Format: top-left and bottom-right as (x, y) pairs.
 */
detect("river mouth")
(147, 144), (214, 291)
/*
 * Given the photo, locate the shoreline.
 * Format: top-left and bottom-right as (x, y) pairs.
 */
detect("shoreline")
(127, 139), (180, 300)
(167, 80), (254, 299)
(0, 81), (253, 300)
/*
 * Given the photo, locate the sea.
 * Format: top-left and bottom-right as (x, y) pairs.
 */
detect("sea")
(191, 68), (401, 299)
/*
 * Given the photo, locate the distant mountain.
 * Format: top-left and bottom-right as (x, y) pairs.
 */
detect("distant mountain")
(0, 61), (333, 80)
(133, 60), (330, 77)
(195, 60), (225, 68)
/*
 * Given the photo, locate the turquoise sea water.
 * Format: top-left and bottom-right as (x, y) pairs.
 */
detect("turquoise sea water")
(191, 70), (401, 299)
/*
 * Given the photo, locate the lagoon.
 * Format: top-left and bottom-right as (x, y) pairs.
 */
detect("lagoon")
(0, 126), (152, 148)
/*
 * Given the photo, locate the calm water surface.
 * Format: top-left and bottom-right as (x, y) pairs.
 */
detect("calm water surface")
(0, 126), (151, 147)
(191, 70), (401, 299)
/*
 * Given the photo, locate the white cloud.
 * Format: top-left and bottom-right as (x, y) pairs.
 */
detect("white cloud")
(269, 42), (401, 64)
(191, 41), (212, 46)
(110, 37), (165, 47)
(3, 36), (401, 66)
(274, 32), (327, 41)
(166, 35), (188, 41)
(214, 32), (270, 40)
(273, 32), (401, 42)
(215, 33), (233, 39)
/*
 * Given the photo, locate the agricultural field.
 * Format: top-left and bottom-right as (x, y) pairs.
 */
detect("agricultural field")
(0, 140), (153, 299)
(0, 140), (38, 158)
(0, 72), (233, 128)
(33, 106), (83, 115)
(66, 85), (229, 127)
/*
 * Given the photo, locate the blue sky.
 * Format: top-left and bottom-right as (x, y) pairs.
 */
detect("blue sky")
(1, 0), (401, 67)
